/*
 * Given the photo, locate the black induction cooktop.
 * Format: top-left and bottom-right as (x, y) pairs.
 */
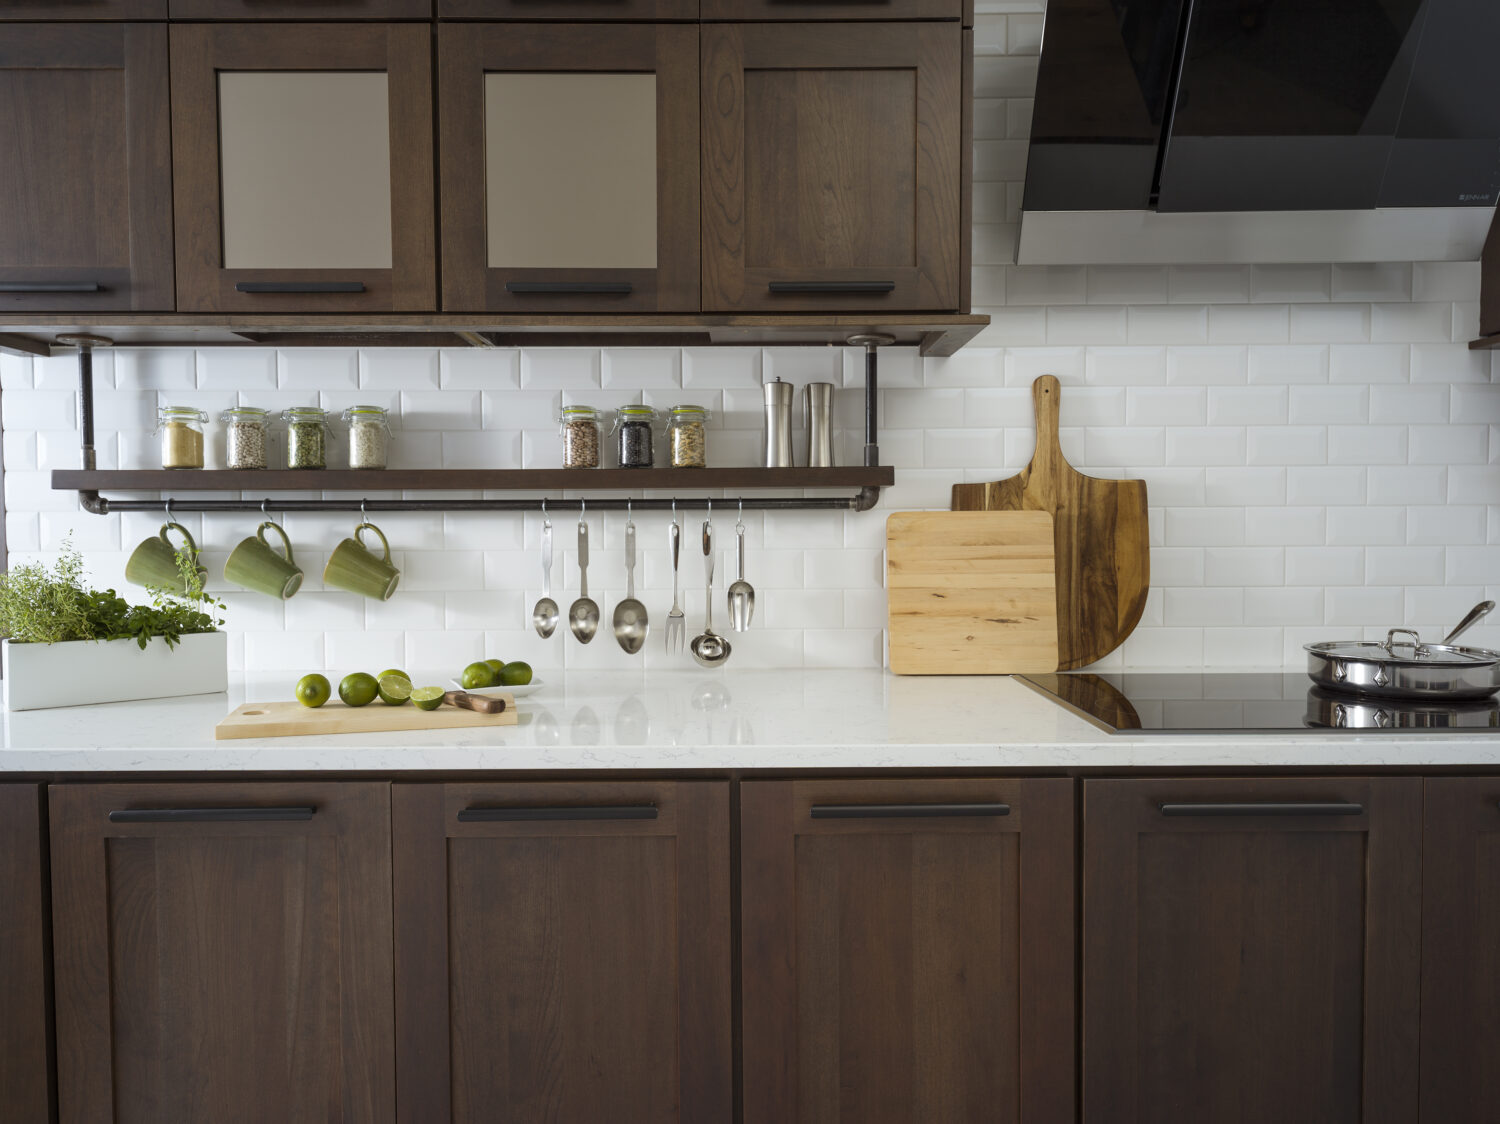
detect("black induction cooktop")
(1016, 672), (1500, 734)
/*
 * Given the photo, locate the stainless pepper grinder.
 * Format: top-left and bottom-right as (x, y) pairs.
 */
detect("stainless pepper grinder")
(763, 378), (794, 467)
(803, 382), (836, 467)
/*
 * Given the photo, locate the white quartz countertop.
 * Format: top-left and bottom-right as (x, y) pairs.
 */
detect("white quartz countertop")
(2, 669), (1498, 772)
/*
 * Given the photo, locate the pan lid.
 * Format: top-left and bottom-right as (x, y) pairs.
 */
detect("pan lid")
(1306, 630), (1500, 668)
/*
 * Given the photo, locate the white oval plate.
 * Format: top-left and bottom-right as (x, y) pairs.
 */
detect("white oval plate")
(447, 678), (544, 699)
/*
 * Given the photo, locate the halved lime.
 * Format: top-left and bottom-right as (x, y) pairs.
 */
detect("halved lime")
(461, 661), (495, 690)
(339, 672), (379, 708)
(295, 673), (331, 708)
(411, 686), (445, 711)
(378, 675), (413, 706)
(377, 668), (410, 684)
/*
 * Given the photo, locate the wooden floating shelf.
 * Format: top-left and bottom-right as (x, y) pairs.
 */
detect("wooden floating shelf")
(52, 466), (896, 493)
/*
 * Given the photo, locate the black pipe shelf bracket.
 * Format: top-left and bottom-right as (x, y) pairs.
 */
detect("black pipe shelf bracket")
(53, 334), (896, 516)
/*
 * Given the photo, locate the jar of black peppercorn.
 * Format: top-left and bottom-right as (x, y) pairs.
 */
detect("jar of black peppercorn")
(612, 405), (658, 468)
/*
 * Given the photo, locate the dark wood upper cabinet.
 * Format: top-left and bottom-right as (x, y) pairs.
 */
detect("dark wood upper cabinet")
(439, 24), (699, 313)
(1420, 778), (1500, 1123)
(0, 24), (173, 312)
(0, 786), (53, 1124)
(702, 23), (963, 313)
(0, 0), (164, 15)
(741, 778), (1075, 1124)
(701, 0), (956, 20)
(49, 782), (396, 1124)
(170, 0), (430, 15)
(1083, 778), (1422, 1124)
(170, 23), (436, 314)
(439, 0), (693, 20)
(392, 782), (732, 1124)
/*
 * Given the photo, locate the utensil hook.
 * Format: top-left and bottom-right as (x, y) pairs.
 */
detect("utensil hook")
(360, 499), (368, 524)
(164, 497), (173, 519)
(541, 497), (550, 531)
(578, 497), (586, 527)
(626, 497), (634, 528)
(262, 497), (278, 527)
(736, 498), (745, 535)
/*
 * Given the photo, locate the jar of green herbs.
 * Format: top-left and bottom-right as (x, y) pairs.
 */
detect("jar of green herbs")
(282, 407), (330, 469)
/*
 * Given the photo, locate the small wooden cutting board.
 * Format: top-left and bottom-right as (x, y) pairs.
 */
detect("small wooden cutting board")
(952, 375), (1150, 670)
(216, 697), (517, 740)
(886, 510), (1059, 674)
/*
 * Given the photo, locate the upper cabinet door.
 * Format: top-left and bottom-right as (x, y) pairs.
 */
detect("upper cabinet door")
(701, 0), (955, 20)
(702, 23), (963, 313)
(0, 25), (173, 312)
(170, 24), (436, 314)
(170, 0), (430, 16)
(0, 0), (164, 15)
(439, 24), (698, 313)
(0, 787), (51, 1124)
(439, 0), (693, 19)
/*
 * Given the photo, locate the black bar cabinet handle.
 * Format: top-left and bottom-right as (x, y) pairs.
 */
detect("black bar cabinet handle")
(1158, 802), (1364, 817)
(768, 281), (896, 294)
(457, 805), (658, 823)
(235, 281), (366, 294)
(0, 282), (102, 293)
(505, 282), (634, 295)
(108, 807), (316, 823)
(810, 803), (1010, 819)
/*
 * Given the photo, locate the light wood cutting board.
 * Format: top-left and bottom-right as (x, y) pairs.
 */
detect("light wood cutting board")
(952, 375), (1149, 670)
(886, 510), (1059, 674)
(216, 697), (517, 740)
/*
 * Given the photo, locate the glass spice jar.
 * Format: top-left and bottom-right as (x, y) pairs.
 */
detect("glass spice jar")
(668, 404), (710, 468)
(282, 406), (330, 469)
(220, 406), (269, 469)
(612, 405), (658, 468)
(559, 404), (602, 469)
(343, 405), (391, 469)
(157, 406), (207, 469)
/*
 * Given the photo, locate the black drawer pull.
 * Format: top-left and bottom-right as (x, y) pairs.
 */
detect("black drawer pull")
(458, 804), (658, 823)
(108, 807), (316, 823)
(1159, 802), (1364, 817)
(811, 803), (1010, 819)
(0, 282), (102, 293)
(505, 282), (634, 295)
(235, 281), (366, 294)
(768, 281), (896, 294)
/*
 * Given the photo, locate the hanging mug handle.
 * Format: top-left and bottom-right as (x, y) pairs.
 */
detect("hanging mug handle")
(257, 520), (295, 566)
(161, 521), (199, 558)
(355, 521), (391, 564)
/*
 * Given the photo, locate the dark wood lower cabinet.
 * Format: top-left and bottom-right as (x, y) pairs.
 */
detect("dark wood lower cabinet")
(741, 778), (1075, 1124)
(0, 785), (52, 1123)
(1420, 777), (1500, 1123)
(391, 781), (732, 1124)
(1082, 777), (1422, 1124)
(49, 782), (396, 1124)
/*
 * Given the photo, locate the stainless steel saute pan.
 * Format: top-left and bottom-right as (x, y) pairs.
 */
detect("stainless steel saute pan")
(1305, 601), (1499, 701)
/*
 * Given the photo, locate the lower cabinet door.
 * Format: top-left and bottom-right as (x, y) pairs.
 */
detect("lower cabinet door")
(49, 782), (396, 1124)
(1082, 778), (1422, 1124)
(741, 778), (1075, 1124)
(391, 781), (732, 1124)
(1, 785), (52, 1122)
(1420, 777), (1500, 1123)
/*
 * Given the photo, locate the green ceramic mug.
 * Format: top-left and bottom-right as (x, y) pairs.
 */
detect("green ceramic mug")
(323, 521), (400, 601)
(224, 521), (303, 600)
(124, 521), (207, 594)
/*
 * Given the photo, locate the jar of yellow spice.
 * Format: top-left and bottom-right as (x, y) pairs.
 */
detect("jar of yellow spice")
(157, 406), (207, 469)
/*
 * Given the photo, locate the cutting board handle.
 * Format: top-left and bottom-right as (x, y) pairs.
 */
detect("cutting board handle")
(444, 691), (506, 715)
(1029, 375), (1063, 488)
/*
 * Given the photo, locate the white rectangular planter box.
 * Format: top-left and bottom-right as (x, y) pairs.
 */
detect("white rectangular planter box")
(3, 632), (228, 711)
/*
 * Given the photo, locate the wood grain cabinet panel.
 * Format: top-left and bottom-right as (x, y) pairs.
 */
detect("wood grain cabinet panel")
(49, 782), (396, 1124)
(1420, 778), (1500, 1123)
(170, 23), (435, 314)
(0, 785), (53, 1123)
(0, 24), (173, 312)
(1082, 778), (1422, 1124)
(701, 0), (956, 20)
(170, 0), (429, 15)
(741, 778), (1075, 1124)
(439, 0), (693, 19)
(0, 0), (164, 16)
(392, 782), (732, 1124)
(439, 24), (699, 313)
(702, 23), (963, 313)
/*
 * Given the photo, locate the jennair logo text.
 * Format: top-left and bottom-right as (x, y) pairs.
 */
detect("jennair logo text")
(1458, 193), (1493, 202)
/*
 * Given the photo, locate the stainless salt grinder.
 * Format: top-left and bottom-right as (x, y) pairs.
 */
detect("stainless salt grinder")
(763, 378), (794, 467)
(803, 381), (835, 468)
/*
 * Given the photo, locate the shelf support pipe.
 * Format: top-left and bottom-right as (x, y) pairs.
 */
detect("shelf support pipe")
(75, 492), (878, 514)
(847, 334), (894, 468)
(56, 334), (112, 472)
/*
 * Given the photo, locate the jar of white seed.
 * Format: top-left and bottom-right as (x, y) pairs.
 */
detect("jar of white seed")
(559, 404), (602, 469)
(343, 405), (391, 470)
(220, 406), (269, 469)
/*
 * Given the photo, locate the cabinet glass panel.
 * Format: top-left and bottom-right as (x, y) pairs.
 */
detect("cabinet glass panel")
(218, 71), (393, 269)
(483, 73), (656, 270)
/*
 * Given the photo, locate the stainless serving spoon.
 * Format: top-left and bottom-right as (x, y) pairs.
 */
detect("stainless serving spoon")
(612, 508), (649, 654)
(568, 514), (600, 644)
(532, 510), (558, 638)
(727, 506), (755, 632)
(691, 516), (732, 668)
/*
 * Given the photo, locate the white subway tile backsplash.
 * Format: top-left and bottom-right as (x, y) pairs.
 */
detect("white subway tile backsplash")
(1244, 586), (1322, 625)
(1086, 426), (1164, 467)
(1087, 266), (1168, 305)
(1328, 425), (1407, 465)
(1332, 263), (1412, 302)
(1329, 344), (1409, 384)
(1409, 425), (1486, 466)
(1412, 261), (1480, 303)
(1203, 545), (1285, 586)
(1445, 545), (1500, 584)
(1045, 305), (1127, 345)
(3, 390), (74, 431)
(1006, 266), (1087, 306)
(1249, 265), (1331, 304)
(1208, 305), (1289, 343)
(1127, 387), (1206, 426)
(442, 349), (519, 390)
(115, 349), (195, 391)
(1325, 585), (1405, 625)
(1286, 466), (1365, 506)
(279, 349), (358, 391)
(1204, 468), (1285, 506)
(1289, 304), (1370, 343)
(1126, 306), (1208, 345)
(1371, 303), (1453, 343)
(0, 355), (33, 390)
(1166, 346), (1247, 386)
(1286, 546), (1364, 585)
(1248, 344), (1329, 385)
(1366, 465), (1447, 505)
(1366, 546), (1445, 586)
(1168, 266), (1249, 304)
(1411, 343), (1490, 383)
(521, 349), (601, 389)
(1407, 505), (1486, 545)
(1086, 347), (1166, 386)
(1207, 386), (1288, 426)
(1165, 507), (1244, 546)
(1165, 427), (1246, 466)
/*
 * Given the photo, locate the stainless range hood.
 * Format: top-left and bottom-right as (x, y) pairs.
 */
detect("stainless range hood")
(1018, 0), (1500, 265)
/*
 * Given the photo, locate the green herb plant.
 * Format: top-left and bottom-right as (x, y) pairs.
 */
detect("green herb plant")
(0, 538), (223, 650)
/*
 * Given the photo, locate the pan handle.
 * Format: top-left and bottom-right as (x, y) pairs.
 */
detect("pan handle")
(1442, 601), (1495, 645)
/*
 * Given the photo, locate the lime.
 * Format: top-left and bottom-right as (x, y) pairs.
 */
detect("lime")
(460, 661), (496, 690)
(499, 661), (533, 687)
(411, 686), (445, 711)
(376, 668), (410, 684)
(377, 675), (412, 706)
(484, 658), (506, 675)
(339, 672), (379, 708)
(295, 673), (331, 709)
